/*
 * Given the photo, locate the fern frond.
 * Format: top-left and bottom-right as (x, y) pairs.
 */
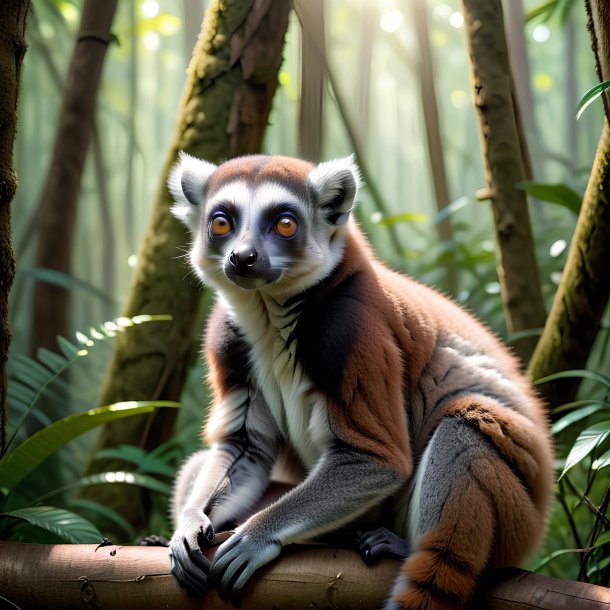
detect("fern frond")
(5, 314), (172, 454)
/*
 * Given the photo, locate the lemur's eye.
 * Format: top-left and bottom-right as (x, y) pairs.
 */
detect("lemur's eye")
(275, 215), (299, 238)
(210, 214), (232, 237)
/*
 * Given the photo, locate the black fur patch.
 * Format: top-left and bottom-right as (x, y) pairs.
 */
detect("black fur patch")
(293, 273), (363, 396)
(206, 303), (252, 389)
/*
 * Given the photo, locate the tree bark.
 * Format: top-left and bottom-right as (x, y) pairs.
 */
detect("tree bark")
(85, 0), (291, 530)
(295, 0), (325, 163)
(30, 0), (118, 355)
(527, 0), (610, 410)
(461, 0), (546, 363)
(0, 0), (30, 457)
(410, 0), (457, 295)
(1, 542), (610, 609)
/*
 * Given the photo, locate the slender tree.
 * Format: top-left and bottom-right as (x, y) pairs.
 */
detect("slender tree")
(528, 0), (610, 410)
(86, 0), (291, 529)
(295, 0), (325, 163)
(31, 0), (118, 355)
(0, 0), (30, 456)
(461, 0), (546, 363)
(410, 0), (456, 294)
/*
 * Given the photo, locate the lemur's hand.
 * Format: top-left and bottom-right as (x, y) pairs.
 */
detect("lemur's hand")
(211, 522), (281, 606)
(169, 508), (214, 596)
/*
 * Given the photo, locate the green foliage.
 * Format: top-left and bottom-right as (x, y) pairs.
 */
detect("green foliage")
(517, 182), (581, 215)
(576, 80), (610, 120)
(534, 370), (610, 584)
(1, 317), (180, 544)
(526, 0), (579, 25)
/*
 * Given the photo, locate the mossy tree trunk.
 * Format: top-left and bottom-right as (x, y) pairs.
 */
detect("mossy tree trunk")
(85, 0), (291, 532)
(0, 0), (30, 456)
(30, 0), (118, 356)
(461, 0), (546, 363)
(527, 0), (610, 411)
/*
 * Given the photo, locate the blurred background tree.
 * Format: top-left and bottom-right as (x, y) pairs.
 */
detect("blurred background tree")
(3, 0), (610, 587)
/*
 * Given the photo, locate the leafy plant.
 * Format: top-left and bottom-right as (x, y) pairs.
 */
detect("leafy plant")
(576, 80), (610, 120)
(1, 316), (180, 544)
(534, 370), (610, 583)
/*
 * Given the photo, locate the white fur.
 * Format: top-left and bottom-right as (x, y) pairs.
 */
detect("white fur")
(168, 152), (217, 233)
(218, 287), (331, 469)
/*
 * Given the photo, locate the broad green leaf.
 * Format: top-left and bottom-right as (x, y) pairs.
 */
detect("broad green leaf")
(69, 498), (135, 539)
(1, 506), (102, 543)
(560, 421), (610, 478)
(372, 212), (427, 226)
(576, 80), (610, 120)
(592, 530), (610, 548)
(533, 547), (582, 571)
(34, 471), (172, 503)
(592, 448), (610, 470)
(16, 267), (114, 304)
(0, 401), (180, 492)
(552, 403), (607, 434)
(587, 555), (610, 577)
(517, 182), (581, 215)
(534, 369), (610, 390)
(95, 444), (147, 465)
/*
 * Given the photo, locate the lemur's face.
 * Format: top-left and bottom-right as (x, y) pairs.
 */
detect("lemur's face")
(169, 154), (360, 299)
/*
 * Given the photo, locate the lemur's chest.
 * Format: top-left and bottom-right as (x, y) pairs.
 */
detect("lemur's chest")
(225, 292), (330, 468)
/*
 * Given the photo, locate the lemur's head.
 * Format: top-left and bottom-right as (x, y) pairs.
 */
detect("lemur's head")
(169, 153), (360, 298)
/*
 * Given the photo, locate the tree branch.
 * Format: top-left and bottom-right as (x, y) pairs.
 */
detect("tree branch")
(1, 542), (609, 609)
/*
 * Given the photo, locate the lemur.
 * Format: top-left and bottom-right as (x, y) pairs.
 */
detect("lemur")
(167, 152), (553, 610)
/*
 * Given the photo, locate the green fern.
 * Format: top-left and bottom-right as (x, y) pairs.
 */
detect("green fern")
(0, 315), (178, 544)
(5, 314), (172, 454)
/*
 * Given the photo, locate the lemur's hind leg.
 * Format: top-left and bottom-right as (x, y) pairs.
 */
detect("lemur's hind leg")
(388, 413), (543, 610)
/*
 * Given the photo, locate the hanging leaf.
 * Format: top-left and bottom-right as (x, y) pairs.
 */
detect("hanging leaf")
(592, 448), (610, 470)
(69, 498), (135, 540)
(576, 80), (610, 120)
(516, 182), (581, 215)
(34, 471), (172, 503)
(552, 402), (607, 434)
(534, 369), (610, 390)
(1, 506), (102, 543)
(559, 421), (610, 478)
(372, 212), (427, 226)
(0, 401), (180, 492)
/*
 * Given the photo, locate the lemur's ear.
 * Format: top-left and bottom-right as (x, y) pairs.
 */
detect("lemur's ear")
(306, 155), (361, 226)
(168, 151), (217, 233)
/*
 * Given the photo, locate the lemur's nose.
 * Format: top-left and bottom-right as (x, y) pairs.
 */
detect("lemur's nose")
(229, 246), (258, 271)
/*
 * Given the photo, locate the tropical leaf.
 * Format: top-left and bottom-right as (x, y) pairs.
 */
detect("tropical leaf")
(576, 80), (610, 120)
(372, 212), (427, 226)
(16, 266), (114, 304)
(68, 498), (135, 540)
(95, 444), (175, 477)
(533, 547), (583, 571)
(552, 403), (607, 434)
(6, 314), (173, 452)
(560, 421), (610, 478)
(1, 506), (102, 543)
(517, 182), (581, 215)
(534, 369), (610, 390)
(34, 471), (172, 502)
(592, 448), (610, 470)
(0, 401), (180, 492)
